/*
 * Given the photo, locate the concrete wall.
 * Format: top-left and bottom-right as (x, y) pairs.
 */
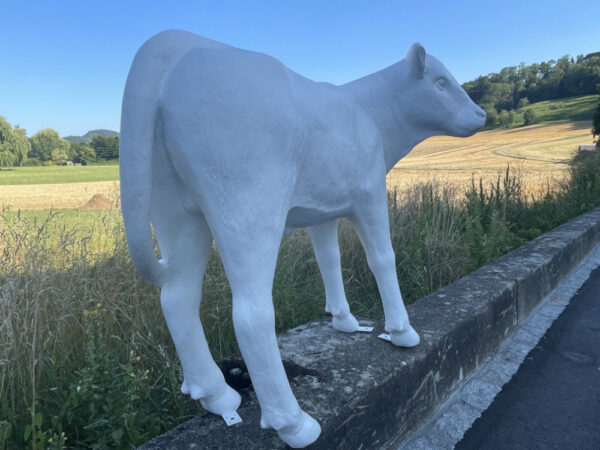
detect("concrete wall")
(141, 207), (600, 449)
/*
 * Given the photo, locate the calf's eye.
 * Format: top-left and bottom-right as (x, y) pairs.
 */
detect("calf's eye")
(436, 77), (449, 90)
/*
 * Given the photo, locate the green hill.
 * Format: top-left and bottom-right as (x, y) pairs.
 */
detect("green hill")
(488, 94), (598, 129)
(521, 95), (598, 123)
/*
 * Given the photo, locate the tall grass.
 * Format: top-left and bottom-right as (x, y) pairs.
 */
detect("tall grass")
(1, 150), (599, 448)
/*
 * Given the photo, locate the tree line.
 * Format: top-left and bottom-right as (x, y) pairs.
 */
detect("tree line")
(462, 52), (600, 127)
(0, 117), (119, 167)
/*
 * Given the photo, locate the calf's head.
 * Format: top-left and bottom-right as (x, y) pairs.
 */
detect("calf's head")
(402, 43), (486, 137)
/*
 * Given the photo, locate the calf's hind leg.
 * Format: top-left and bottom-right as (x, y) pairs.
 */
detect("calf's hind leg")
(154, 212), (240, 415)
(212, 221), (321, 448)
(308, 220), (359, 332)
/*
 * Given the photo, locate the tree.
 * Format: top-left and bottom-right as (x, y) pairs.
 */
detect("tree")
(0, 116), (30, 166)
(0, 117), (15, 166)
(517, 97), (530, 109)
(11, 126), (30, 166)
(523, 109), (536, 126)
(51, 148), (69, 165)
(482, 105), (498, 127)
(89, 134), (119, 160)
(498, 109), (514, 127)
(29, 129), (69, 162)
(70, 142), (96, 165)
(79, 145), (96, 165)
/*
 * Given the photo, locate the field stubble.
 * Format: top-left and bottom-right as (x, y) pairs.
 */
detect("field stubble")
(0, 122), (594, 211)
(388, 121), (594, 198)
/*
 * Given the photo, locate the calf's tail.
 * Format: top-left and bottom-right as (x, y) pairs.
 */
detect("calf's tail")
(119, 48), (168, 286)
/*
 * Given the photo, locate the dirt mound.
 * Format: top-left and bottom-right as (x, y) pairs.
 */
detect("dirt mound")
(80, 193), (113, 210)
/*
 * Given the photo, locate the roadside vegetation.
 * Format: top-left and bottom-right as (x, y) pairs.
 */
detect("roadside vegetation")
(1, 148), (600, 449)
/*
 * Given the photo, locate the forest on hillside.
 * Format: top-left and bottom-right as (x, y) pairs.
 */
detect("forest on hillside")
(462, 52), (600, 127)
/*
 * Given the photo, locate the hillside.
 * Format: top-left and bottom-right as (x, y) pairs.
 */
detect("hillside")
(484, 94), (598, 130)
(64, 129), (119, 143)
(462, 52), (600, 114)
(517, 95), (599, 125)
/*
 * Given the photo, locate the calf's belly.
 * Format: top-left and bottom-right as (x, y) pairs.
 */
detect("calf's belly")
(284, 204), (351, 233)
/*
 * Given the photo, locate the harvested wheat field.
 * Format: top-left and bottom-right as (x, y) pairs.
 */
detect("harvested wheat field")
(0, 181), (120, 210)
(0, 122), (594, 211)
(388, 121), (594, 198)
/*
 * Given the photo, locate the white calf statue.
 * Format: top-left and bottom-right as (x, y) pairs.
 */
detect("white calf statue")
(120, 30), (485, 448)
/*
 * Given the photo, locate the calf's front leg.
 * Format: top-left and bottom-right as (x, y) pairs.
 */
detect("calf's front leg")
(350, 196), (420, 347)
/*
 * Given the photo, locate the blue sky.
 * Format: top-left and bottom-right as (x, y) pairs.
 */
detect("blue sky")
(1, 0), (599, 137)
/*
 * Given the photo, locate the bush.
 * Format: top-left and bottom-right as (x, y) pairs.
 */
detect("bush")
(523, 109), (536, 125)
(498, 110), (514, 127)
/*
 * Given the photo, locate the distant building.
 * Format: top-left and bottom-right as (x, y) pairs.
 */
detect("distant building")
(578, 144), (597, 152)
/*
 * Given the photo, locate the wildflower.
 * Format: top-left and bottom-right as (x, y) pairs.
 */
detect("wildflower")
(76, 385), (81, 392)
(48, 437), (53, 444)
(96, 302), (102, 308)
(136, 356), (141, 362)
(83, 309), (89, 317)
(130, 350), (134, 356)
(130, 372), (135, 377)
(145, 369), (150, 375)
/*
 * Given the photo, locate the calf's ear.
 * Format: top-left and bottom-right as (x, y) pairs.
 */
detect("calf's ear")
(407, 43), (426, 79)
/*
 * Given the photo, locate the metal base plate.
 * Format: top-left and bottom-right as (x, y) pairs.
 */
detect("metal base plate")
(222, 411), (243, 426)
(378, 333), (392, 342)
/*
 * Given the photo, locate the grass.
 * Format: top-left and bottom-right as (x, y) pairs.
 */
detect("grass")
(10, 209), (117, 228)
(0, 165), (119, 185)
(505, 94), (599, 128)
(2, 148), (600, 449)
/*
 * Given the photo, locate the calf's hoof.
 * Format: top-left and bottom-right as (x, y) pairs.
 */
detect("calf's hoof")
(276, 411), (321, 448)
(332, 312), (360, 333)
(199, 385), (241, 416)
(182, 379), (241, 416)
(391, 325), (420, 347)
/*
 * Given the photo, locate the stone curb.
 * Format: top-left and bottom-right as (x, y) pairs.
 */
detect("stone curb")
(140, 207), (600, 450)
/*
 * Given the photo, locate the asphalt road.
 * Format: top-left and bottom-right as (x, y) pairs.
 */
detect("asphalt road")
(455, 266), (600, 450)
